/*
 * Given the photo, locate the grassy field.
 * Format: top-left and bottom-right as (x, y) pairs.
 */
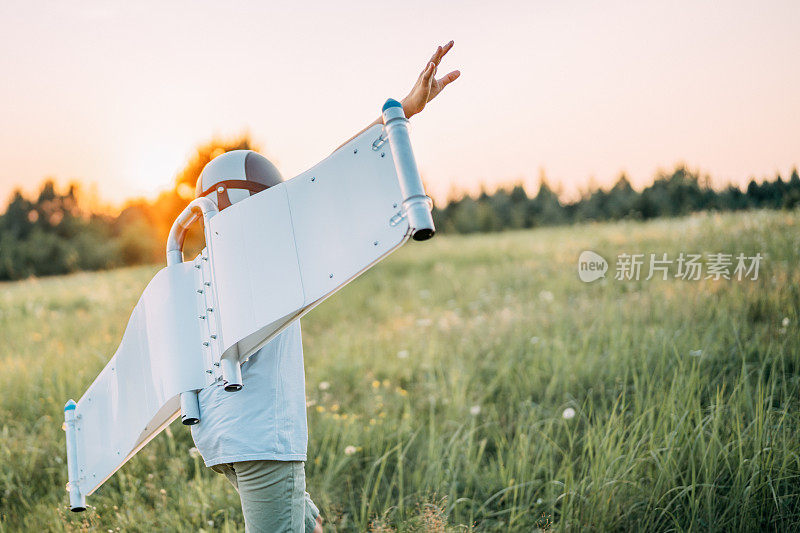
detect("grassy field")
(1, 210), (799, 531)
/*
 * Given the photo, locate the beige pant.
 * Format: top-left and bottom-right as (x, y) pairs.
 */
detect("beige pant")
(212, 460), (319, 533)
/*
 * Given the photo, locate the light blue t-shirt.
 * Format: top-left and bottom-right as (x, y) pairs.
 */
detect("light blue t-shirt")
(191, 321), (308, 466)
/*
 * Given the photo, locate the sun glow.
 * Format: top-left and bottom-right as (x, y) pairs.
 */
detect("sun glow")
(117, 142), (189, 202)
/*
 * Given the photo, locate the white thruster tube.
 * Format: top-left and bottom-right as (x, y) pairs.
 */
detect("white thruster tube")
(166, 197), (219, 425)
(63, 399), (86, 511)
(381, 99), (435, 241)
(220, 344), (243, 392)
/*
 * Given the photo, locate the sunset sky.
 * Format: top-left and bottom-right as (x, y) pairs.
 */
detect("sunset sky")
(1, 1), (798, 208)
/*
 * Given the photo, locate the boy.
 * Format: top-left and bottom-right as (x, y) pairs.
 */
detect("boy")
(190, 41), (460, 533)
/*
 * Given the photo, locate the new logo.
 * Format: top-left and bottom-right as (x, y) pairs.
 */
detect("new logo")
(578, 250), (608, 282)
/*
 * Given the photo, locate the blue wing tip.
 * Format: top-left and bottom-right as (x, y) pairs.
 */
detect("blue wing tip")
(64, 399), (77, 411)
(382, 98), (403, 112)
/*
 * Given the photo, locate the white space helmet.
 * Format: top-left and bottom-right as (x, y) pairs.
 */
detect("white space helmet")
(196, 150), (283, 210)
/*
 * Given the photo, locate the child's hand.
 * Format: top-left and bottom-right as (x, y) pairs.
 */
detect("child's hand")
(401, 40), (461, 119)
(334, 41), (461, 152)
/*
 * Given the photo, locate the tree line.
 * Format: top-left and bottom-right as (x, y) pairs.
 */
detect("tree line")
(433, 166), (800, 234)
(0, 137), (254, 280)
(1, 139), (798, 280)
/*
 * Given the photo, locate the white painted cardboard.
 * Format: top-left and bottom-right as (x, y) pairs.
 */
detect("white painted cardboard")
(66, 122), (417, 501)
(73, 262), (209, 495)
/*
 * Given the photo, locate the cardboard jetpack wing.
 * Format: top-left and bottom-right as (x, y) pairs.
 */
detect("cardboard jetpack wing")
(62, 100), (434, 511)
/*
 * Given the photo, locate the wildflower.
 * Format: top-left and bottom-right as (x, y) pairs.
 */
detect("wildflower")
(382, 379), (390, 388)
(397, 387), (408, 396)
(160, 488), (166, 495)
(331, 403), (339, 412)
(344, 445), (357, 456)
(562, 408), (576, 420)
(207, 521), (214, 527)
(372, 380), (380, 389)
(370, 418), (376, 425)
(470, 405), (481, 416)
(188, 447), (201, 459)
(318, 381), (330, 391)
(316, 405), (325, 413)
(397, 350), (409, 359)
(782, 317), (790, 327)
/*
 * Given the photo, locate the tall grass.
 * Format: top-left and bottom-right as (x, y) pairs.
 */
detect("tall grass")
(1, 210), (799, 531)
